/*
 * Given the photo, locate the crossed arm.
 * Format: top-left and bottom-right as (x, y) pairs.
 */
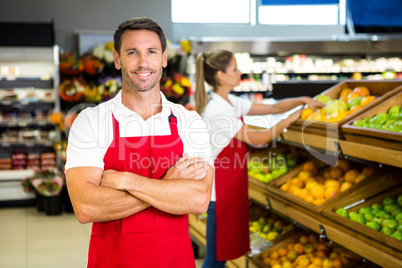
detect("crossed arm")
(66, 155), (213, 224)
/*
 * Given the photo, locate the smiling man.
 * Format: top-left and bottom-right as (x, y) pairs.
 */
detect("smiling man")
(65, 17), (214, 268)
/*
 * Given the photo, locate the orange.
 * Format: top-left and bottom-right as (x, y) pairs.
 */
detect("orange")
(347, 92), (360, 100)
(329, 252), (340, 260)
(305, 178), (318, 186)
(303, 161), (318, 175)
(349, 104), (363, 113)
(292, 177), (305, 188)
(271, 264), (282, 268)
(323, 170), (332, 179)
(278, 247), (288, 257)
(313, 198), (326, 206)
(315, 250), (327, 258)
(298, 189), (310, 200)
(286, 249), (298, 261)
(270, 259), (280, 267)
(340, 181), (352, 192)
(304, 194), (315, 204)
(323, 258), (334, 267)
(361, 166), (376, 176)
(305, 181), (318, 190)
(354, 174), (367, 183)
(360, 95), (377, 106)
(340, 88), (353, 99)
(332, 259), (342, 268)
(262, 257), (271, 265)
(304, 243), (314, 254)
(287, 243), (295, 251)
(329, 167), (344, 180)
(311, 185), (325, 200)
(290, 186), (301, 197)
(280, 183), (289, 192)
(308, 234), (318, 245)
(353, 86), (371, 97)
(324, 179), (340, 189)
(337, 159), (351, 172)
(337, 176), (345, 183)
(313, 257), (324, 267)
(344, 169), (360, 183)
(282, 260), (293, 268)
(299, 257), (311, 267)
(324, 187), (340, 200)
(299, 235), (309, 245)
(270, 249), (279, 260)
(294, 242), (305, 254)
(317, 243), (329, 253)
(301, 107), (315, 120)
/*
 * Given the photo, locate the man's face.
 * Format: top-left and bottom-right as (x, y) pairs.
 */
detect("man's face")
(113, 29), (167, 93)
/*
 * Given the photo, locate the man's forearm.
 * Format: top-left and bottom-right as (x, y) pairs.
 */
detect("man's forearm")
(117, 169), (214, 215)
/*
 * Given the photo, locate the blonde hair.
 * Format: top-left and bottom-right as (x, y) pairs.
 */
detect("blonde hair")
(195, 50), (234, 114)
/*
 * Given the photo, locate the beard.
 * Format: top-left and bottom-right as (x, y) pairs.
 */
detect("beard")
(121, 64), (163, 93)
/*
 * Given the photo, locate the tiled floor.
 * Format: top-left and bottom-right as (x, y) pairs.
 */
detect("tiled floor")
(0, 207), (204, 268)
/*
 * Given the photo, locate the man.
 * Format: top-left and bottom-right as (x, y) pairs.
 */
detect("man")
(65, 17), (214, 268)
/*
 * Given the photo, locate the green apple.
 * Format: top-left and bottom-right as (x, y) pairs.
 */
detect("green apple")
(391, 206), (402, 217)
(383, 197), (397, 206)
(314, 94), (332, 105)
(325, 99), (348, 115)
(381, 226), (395, 236)
(335, 208), (349, 218)
(382, 219), (398, 229)
(390, 230), (402, 241)
(358, 206), (372, 215)
(373, 216), (386, 225)
(388, 105), (401, 114)
(350, 213), (366, 225)
(347, 97), (363, 109)
(389, 124), (402, 132)
(353, 119), (365, 127)
(398, 195), (402, 207)
(395, 212), (402, 221)
(371, 203), (384, 210)
(366, 221), (381, 231)
(373, 112), (388, 124)
(364, 213), (374, 221)
(384, 204), (398, 213)
(375, 211), (392, 219)
(263, 173), (274, 183)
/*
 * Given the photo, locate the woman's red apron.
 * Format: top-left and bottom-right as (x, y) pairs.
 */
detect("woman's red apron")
(214, 117), (250, 261)
(87, 112), (195, 268)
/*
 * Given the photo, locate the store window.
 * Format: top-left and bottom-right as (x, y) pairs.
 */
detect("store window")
(258, 0), (345, 25)
(171, 0), (250, 24)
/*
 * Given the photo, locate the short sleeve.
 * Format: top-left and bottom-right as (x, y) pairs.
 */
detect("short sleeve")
(64, 109), (107, 171)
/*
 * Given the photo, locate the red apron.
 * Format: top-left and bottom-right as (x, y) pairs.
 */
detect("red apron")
(87, 112), (195, 268)
(214, 117), (250, 261)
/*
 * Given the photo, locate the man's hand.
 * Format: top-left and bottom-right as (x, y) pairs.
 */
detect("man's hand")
(101, 169), (126, 190)
(164, 154), (210, 180)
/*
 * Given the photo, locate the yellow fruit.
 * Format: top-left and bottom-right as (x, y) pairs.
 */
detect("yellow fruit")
(303, 161), (318, 175)
(344, 169), (360, 183)
(324, 179), (341, 189)
(340, 88), (353, 99)
(324, 187), (340, 200)
(361, 166), (376, 176)
(336, 159), (351, 172)
(302, 108), (315, 120)
(329, 167), (344, 180)
(299, 235), (309, 245)
(311, 185), (325, 200)
(353, 86), (371, 97)
(298, 170), (312, 181)
(354, 174), (367, 183)
(340, 181), (352, 192)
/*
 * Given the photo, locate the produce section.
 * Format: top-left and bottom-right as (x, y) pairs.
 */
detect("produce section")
(189, 78), (402, 268)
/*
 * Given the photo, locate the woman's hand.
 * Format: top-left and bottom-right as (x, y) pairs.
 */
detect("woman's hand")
(302, 97), (325, 111)
(164, 154), (210, 180)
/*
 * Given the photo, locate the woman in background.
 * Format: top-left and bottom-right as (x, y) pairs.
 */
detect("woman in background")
(195, 50), (323, 267)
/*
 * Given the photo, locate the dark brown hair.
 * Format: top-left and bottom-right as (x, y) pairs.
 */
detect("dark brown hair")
(195, 50), (234, 114)
(114, 17), (167, 54)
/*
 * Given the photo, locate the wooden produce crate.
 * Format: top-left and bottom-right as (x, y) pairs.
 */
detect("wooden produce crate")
(248, 145), (299, 191)
(289, 80), (402, 138)
(322, 172), (402, 252)
(251, 230), (361, 268)
(189, 213), (206, 239)
(342, 90), (402, 151)
(266, 159), (386, 213)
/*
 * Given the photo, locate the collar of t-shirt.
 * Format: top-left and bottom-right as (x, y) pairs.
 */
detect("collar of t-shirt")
(112, 90), (171, 124)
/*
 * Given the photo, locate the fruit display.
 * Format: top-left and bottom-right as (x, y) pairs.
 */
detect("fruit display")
(248, 153), (298, 183)
(352, 104), (402, 132)
(256, 232), (359, 268)
(300, 86), (377, 123)
(335, 195), (402, 242)
(278, 159), (378, 206)
(249, 216), (295, 242)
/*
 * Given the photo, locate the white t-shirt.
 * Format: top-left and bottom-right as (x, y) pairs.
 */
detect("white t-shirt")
(202, 92), (252, 201)
(65, 91), (213, 172)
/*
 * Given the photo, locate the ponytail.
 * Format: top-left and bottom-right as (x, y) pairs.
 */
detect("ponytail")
(195, 53), (209, 115)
